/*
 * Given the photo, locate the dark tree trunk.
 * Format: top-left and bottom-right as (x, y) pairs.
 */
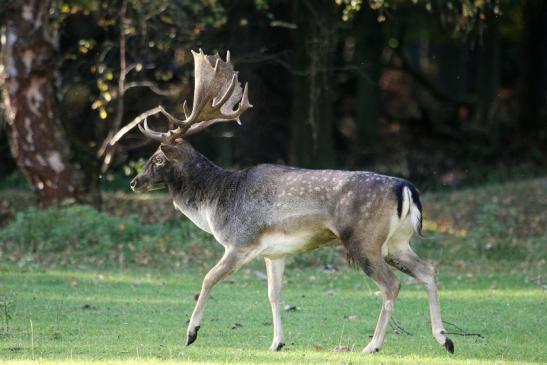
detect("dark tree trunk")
(476, 13), (500, 135)
(354, 7), (382, 157)
(519, 0), (547, 143)
(1, 0), (81, 206)
(289, 0), (336, 168)
(289, 1), (313, 167)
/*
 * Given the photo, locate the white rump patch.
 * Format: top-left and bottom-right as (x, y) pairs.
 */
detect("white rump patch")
(401, 186), (421, 235)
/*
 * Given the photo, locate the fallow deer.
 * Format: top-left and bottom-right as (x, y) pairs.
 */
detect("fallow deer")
(120, 50), (454, 354)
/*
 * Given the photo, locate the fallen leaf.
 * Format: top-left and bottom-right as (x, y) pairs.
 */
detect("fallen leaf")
(284, 304), (298, 312)
(334, 345), (350, 352)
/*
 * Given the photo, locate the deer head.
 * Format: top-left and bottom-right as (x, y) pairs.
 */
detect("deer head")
(129, 50), (252, 193)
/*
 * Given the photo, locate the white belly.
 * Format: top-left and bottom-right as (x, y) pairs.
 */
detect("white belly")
(259, 229), (338, 259)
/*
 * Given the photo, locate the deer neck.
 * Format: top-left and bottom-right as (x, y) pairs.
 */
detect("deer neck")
(166, 148), (240, 234)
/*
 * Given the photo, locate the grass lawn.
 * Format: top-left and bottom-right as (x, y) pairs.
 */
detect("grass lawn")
(0, 265), (545, 365)
(0, 178), (545, 364)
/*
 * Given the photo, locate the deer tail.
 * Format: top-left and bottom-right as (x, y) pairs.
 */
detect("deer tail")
(395, 182), (423, 237)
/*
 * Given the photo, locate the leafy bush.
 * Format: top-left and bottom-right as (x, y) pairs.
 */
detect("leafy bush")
(0, 205), (217, 268)
(469, 203), (522, 260)
(416, 200), (546, 265)
(0, 171), (31, 191)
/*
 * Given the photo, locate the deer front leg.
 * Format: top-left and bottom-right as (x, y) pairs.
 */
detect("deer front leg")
(186, 248), (251, 346)
(264, 257), (285, 351)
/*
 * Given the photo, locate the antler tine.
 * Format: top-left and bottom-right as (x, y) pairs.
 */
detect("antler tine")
(138, 119), (162, 141)
(212, 74), (237, 109)
(182, 100), (190, 119)
(241, 82), (252, 109)
(231, 82), (253, 123)
(226, 50), (231, 63)
(138, 118), (182, 144)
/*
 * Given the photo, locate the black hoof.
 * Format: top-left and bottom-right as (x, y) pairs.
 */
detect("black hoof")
(275, 342), (285, 351)
(186, 325), (200, 346)
(444, 337), (454, 354)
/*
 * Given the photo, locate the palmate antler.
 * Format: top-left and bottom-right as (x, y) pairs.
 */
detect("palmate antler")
(139, 49), (252, 144)
(110, 49), (252, 146)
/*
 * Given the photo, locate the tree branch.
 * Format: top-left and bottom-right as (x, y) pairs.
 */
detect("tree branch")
(107, 105), (180, 147)
(124, 81), (176, 96)
(442, 320), (484, 338)
(98, 0), (128, 172)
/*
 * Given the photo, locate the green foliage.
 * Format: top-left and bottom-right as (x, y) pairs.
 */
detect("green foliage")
(466, 203), (545, 262)
(0, 205), (215, 268)
(337, 0), (506, 31)
(100, 159), (146, 192)
(1, 178), (546, 270)
(414, 178), (547, 266)
(470, 203), (510, 259)
(0, 171), (31, 191)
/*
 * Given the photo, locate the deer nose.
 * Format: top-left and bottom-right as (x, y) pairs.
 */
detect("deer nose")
(130, 177), (138, 190)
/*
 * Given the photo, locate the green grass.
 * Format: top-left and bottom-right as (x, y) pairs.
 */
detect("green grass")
(0, 266), (545, 364)
(0, 178), (546, 364)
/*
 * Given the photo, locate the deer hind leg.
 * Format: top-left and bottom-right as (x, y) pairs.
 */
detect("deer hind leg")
(343, 234), (401, 354)
(186, 247), (256, 346)
(385, 241), (454, 353)
(264, 257), (285, 351)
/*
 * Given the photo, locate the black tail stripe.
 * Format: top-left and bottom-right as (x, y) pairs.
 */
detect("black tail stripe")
(393, 181), (422, 219)
(394, 182), (404, 218)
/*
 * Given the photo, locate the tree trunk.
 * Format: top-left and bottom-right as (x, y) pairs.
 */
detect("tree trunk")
(476, 13), (500, 134)
(1, 0), (80, 206)
(354, 7), (382, 156)
(519, 0), (547, 142)
(289, 0), (313, 167)
(289, 0), (336, 168)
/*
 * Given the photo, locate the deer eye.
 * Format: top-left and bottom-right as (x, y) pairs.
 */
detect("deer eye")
(154, 157), (165, 166)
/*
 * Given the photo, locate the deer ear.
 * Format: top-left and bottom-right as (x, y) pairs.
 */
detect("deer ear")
(160, 145), (182, 162)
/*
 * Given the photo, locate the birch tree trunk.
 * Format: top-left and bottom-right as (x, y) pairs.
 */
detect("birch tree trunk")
(1, 0), (80, 206)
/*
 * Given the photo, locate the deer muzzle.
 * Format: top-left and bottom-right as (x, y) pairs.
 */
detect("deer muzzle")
(130, 176), (145, 192)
